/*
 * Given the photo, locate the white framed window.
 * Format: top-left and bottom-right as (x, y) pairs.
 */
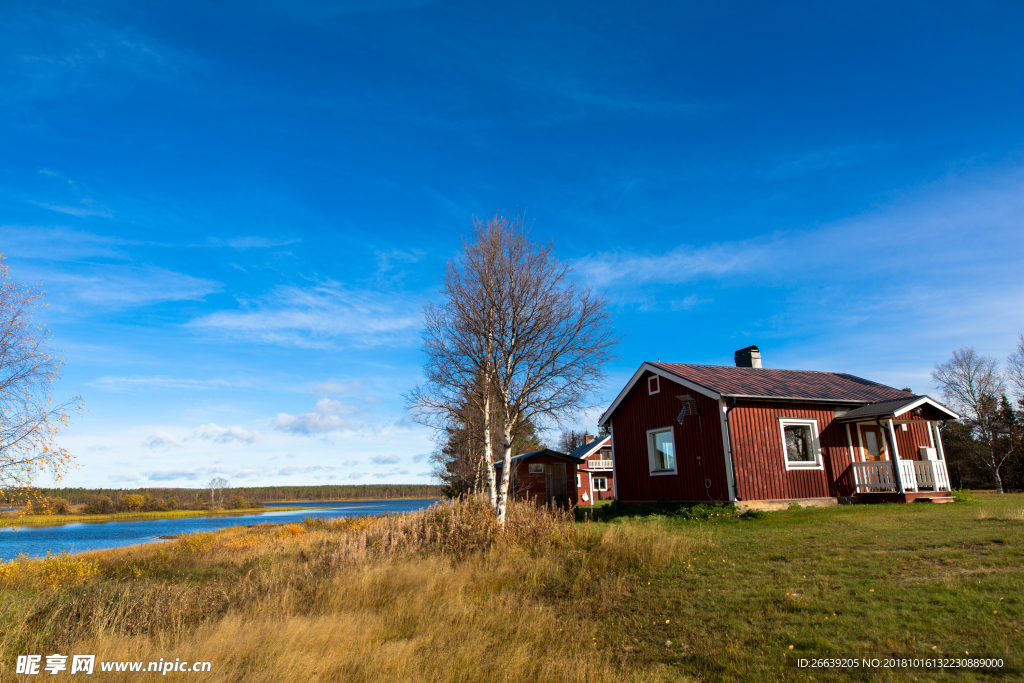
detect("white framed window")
(528, 463), (544, 474)
(778, 418), (823, 470)
(593, 476), (608, 491)
(576, 474), (580, 487)
(648, 375), (660, 395)
(646, 427), (677, 475)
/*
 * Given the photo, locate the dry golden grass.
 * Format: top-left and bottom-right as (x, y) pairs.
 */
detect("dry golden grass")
(1, 499), (706, 682)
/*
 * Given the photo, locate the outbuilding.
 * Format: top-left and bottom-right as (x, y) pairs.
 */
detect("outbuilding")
(495, 449), (582, 509)
(598, 346), (959, 508)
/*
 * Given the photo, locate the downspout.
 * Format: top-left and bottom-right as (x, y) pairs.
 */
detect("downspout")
(725, 397), (741, 501)
(877, 416), (904, 494)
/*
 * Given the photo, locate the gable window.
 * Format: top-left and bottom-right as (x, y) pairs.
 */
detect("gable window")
(528, 463), (544, 474)
(778, 418), (823, 470)
(593, 476), (608, 491)
(646, 427), (677, 475)
(648, 375), (660, 395)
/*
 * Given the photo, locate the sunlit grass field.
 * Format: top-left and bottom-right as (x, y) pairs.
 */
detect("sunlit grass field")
(1, 494), (1021, 681)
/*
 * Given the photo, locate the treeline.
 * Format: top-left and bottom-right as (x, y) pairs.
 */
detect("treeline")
(36, 484), (443, 506)
(933, 340), (1024, 493)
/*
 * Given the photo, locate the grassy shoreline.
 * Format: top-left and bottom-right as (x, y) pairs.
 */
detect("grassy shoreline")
(0, 506), (324, 527)
(1, 495), (1021, 681)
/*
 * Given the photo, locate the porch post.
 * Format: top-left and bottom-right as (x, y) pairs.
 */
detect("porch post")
(932, 421), (947, 461)
(845, 423), (857, 493)
(885, 418), (905, 494)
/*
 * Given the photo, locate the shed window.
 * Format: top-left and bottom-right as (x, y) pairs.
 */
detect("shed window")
(648, 375), (660, 395)
(778, 418), (823, 470)
(646, 427), (677, 475)
(593, 477), (608, 491)
(528, 463), (544, 474)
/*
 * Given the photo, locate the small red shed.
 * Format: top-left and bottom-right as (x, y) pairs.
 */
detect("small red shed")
(599, 346), (960, 507)
(495, 449), (583, 509)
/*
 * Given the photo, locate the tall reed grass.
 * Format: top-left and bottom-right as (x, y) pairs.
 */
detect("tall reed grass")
(0, 498), (709, 682)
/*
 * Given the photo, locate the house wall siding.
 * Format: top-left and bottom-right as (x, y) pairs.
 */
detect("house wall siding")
(894, 421), (932, 460)
(611, 372), (729, 503)
(729, 401), (850, 499)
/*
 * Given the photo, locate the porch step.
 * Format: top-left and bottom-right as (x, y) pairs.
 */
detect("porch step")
(915, 496), (955, 504)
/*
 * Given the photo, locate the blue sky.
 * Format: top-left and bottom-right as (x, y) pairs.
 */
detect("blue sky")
(2, 1), (1022, 489)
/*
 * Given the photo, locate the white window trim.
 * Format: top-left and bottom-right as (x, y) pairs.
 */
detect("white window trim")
(648, 375), (660, 395)
(593, 476), (608, 491)
(528, 463), (544, 474)
(646, 426), (678, 476)
(778, 418), (824, 470)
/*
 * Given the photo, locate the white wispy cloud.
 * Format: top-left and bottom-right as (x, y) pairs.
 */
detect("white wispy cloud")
(376, 248), (425, 272)
(29, 200), (113, 218)
(273, 398), (357, 435)
(204, 236), (302, 249)
(192, 424), (261, 445)
(189, 281), (420, 348)
(89, 376), (236, 392)
(143, 423), (261, 449)
(143, 431), (184, 449)
(371, 455), (402, 464)
(0, 226), (129, 261)
(577, 240), (771, 288)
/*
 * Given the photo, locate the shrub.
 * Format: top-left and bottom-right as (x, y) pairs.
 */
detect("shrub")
(84, 495), (115, 514)
(951, 489), (976, 503)
(26, 495), (70, 515)
(120, 494), (146, 512)
(589, 500), (739, 522)
(227, 495), (249, 509)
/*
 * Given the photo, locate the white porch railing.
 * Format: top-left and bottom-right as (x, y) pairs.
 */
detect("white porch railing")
(912, 460), (951, 492)
(587, 460), (614, 470)
(851, 461), (898, 492)
(897, 460), (918, 492)
(852, 459), (950, 494)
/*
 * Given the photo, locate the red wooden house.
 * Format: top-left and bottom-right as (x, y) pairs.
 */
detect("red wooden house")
(566, 435), (615, 505)
(495, 449), (582, 509)
(598, 346), (959, 507)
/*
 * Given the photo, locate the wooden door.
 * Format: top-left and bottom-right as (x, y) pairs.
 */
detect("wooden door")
(858, 425), (888, 461)
(545, 463), (567, 508)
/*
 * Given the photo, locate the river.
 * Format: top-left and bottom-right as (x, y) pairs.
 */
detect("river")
(0, 498), (440, 561)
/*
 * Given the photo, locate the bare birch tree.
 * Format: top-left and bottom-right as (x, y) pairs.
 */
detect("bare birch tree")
(1, 258), (83, 492)
(932, 348), (1009, 493)
(471, 217), (619, 524)
(208, 477), (227, 506)
(1007, 334), (1024, 401)
(409, 221), (503, 508)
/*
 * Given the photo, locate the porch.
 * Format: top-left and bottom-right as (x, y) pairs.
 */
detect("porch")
(851, 459), (952, 494)
(837, 394), (959, 502)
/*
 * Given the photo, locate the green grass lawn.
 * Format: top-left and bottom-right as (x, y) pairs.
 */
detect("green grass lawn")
(598, 494), (1023, 681)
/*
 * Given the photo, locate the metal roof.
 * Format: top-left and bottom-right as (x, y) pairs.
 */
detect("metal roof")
(836, 395), (959, 421)
(565, 435), (611, 461)
(648, 362), (915, 403)
(494, 448), (584, 467)
(599, 361), (941, 427)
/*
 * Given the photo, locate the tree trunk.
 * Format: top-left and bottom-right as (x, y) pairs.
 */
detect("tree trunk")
(988, 443), (1004, 494)
(483, 392), (497, 509)
(496, 420), (514, 525)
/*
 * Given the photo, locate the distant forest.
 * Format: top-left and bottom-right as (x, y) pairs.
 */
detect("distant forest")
(38, 484), (444, 506)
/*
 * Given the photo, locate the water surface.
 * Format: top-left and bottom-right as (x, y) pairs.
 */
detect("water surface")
(0, 498), (439, 560)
